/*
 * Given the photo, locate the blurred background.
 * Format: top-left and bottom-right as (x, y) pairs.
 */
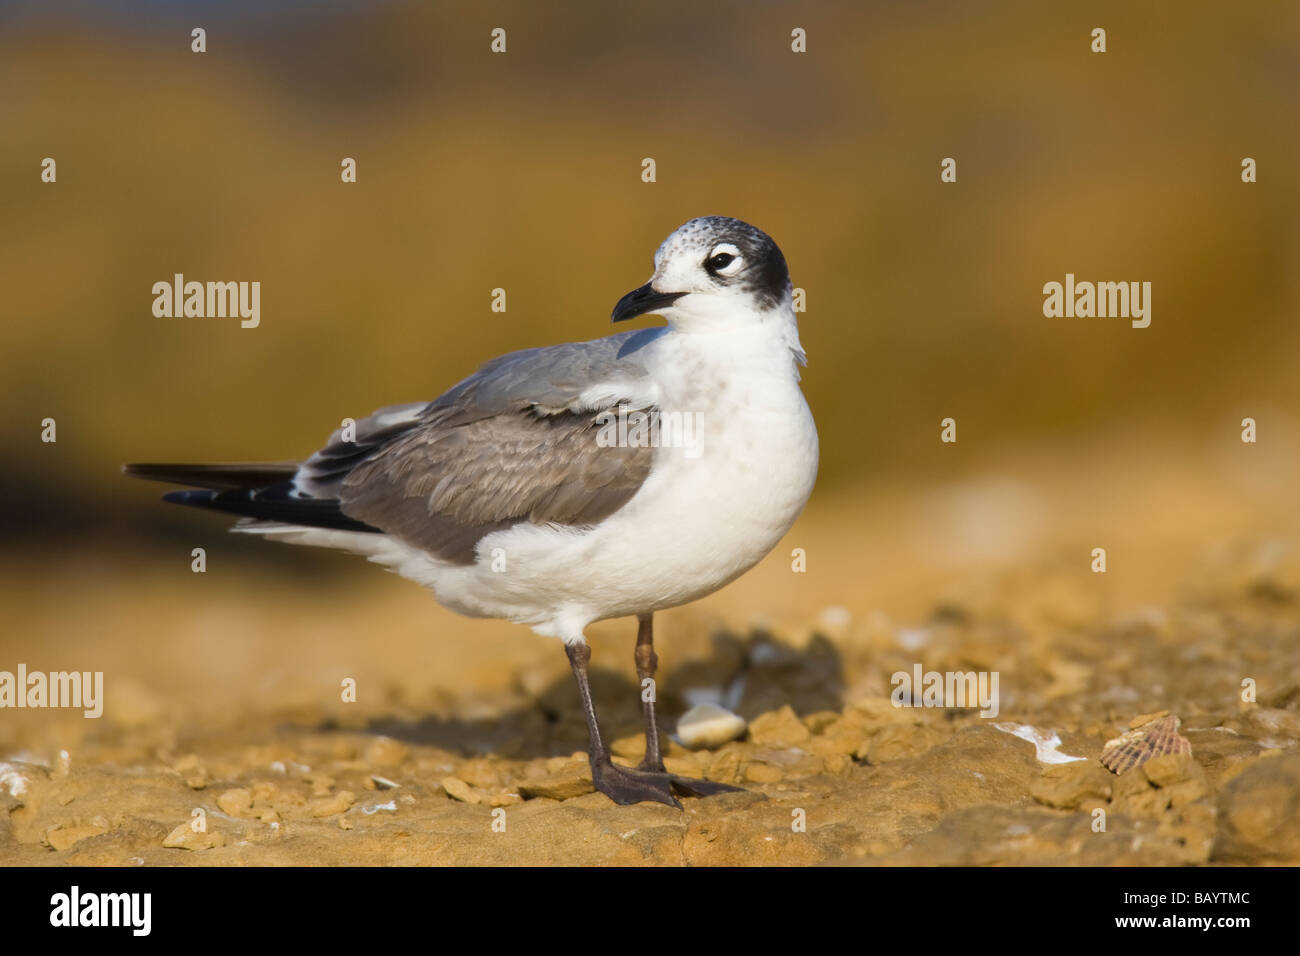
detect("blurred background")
(2, 0), (1298, 746)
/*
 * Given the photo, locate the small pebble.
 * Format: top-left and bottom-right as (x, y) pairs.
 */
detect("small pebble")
(676, 704), (747, 749)
(517, 766), (593, 801)
(441, 776), (480, 804)
(46, 824), (108, 851)
(217, 788), (253, 816)
(309, 790), (355, 817)
(162, 823), (226, 851)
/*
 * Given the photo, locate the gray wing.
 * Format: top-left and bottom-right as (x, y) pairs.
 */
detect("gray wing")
(296, 327), (665, 564)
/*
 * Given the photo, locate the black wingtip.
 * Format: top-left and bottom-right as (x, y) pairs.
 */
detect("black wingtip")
(123, 462), (300, 491)
(162, 489), (217, 506)
(157, 482), (382, 533)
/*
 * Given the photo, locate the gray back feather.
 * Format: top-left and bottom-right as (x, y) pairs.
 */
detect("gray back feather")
(296, 328), (665, 564)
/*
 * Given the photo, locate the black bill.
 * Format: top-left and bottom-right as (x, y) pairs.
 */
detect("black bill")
(611, 284), (687, 322)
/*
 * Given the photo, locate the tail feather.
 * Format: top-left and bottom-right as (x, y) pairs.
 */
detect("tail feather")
(122, 462), (299, 491)
(125, 462), (381, 534)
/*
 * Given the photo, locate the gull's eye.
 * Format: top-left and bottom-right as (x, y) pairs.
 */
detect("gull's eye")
(704, 243), (743, 277)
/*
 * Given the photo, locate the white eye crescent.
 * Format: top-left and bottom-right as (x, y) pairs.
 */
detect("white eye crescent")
(706, 243), (744, 276)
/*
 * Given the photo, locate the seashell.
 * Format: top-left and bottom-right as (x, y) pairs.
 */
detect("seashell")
(1100, 714), (1191, 775)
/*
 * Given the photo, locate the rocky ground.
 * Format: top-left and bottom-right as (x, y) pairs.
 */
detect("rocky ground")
(3, 542), (1298, 866)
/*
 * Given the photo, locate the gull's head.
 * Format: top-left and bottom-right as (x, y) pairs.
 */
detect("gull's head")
(611, 216), (792, 330)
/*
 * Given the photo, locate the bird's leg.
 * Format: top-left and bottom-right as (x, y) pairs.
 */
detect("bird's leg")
(565, 640), (679, 809)
(635, 613), (665, 772)
(632, 614), (744, 800)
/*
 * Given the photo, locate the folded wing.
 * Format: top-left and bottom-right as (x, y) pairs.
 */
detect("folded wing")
(130, 328), (665, 566)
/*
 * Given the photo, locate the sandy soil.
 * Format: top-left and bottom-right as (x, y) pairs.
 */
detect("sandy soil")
(3, 513), (1298, 865)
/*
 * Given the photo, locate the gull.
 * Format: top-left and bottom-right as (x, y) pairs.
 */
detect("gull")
(125, 216), (819, 808)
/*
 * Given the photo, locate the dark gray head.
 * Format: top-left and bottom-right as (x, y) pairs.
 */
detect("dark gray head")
(612, 217), (792, 328)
